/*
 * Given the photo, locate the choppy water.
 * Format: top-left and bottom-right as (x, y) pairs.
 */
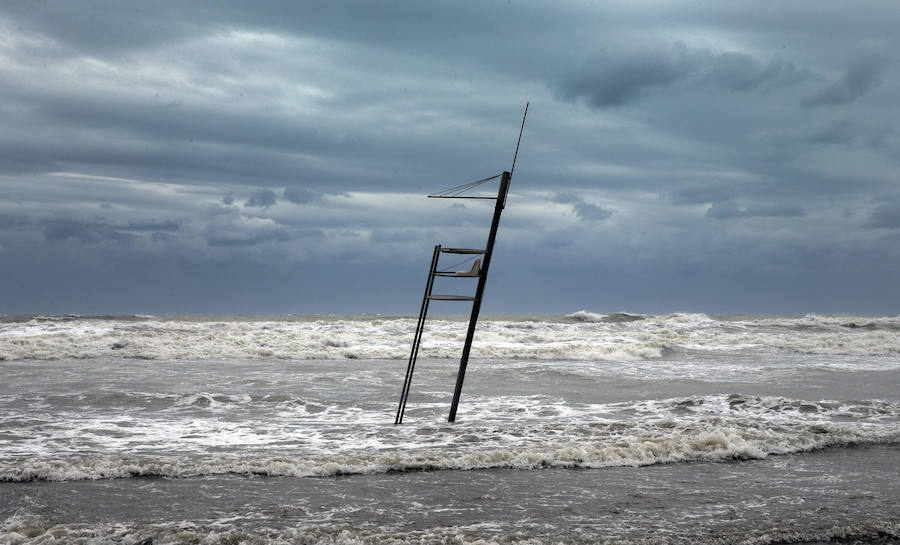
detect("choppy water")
(1, 312), (898, 544)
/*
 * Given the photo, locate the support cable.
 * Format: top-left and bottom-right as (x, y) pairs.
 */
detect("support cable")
(428, 174), (501, 198)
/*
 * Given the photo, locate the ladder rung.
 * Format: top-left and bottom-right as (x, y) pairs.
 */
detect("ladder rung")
(428, 295), (478, 301)
(441, 248), (485, 254)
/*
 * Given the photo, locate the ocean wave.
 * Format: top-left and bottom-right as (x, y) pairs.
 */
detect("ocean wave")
(565, 310), (648, 323)
(3, 416), (897, 482)
(3, 312), (899, 361)
(3, 394), (897, 462)
(2, 514), (898, 545)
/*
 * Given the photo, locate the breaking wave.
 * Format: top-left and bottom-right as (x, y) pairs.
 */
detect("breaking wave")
(2, 312), (899, 361)
(4, 406), (897, 482)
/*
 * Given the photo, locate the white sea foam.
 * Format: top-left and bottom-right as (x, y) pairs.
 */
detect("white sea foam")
(2, 312), (899, 361)
(566, 310), (607, 322)
(2, 515), (897, 545)
(3, 394), (897, 482)
(0, 426), (892, 482)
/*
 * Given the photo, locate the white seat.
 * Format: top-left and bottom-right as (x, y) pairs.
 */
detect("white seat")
(455, 259), (481, 277)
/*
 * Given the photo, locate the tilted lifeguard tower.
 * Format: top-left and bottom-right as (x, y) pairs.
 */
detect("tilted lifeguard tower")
(395, 104), (528, 424)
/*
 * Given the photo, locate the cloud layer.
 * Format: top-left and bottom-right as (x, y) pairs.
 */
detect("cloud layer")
(1, 1), (899, 314)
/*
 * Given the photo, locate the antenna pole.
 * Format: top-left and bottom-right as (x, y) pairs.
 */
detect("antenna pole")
(510, 102), (529, 176)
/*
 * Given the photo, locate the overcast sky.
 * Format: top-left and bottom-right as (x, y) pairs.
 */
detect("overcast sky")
(2, 1), (899, 315)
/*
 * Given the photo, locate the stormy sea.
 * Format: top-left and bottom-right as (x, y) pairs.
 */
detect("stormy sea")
(1, 312), (898, 544)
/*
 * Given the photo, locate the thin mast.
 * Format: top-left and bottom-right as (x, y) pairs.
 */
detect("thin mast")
(510, 102), (529, 177)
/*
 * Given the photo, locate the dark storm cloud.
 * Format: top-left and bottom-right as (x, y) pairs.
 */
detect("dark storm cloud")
(206, 230), (291, 247)
(369, 229), (433, 244)
(804, 54), (889, 107)
(151, 232), (176, 243)
(244, 189), (277, 208)
(800, 120), (859, 146)
(552, 192), (613, 221)
(551, 193), (582, 204)
(33, 215), (181, 245)
(0, 213), (31, 229)
(668, 183), (738, 205)
(3, 90), (329, 174)
(0, 1), (562, 65)
(0, 2), (198, 56)
(43, 220), (137, 244)
(557, 46), (690, 107)
(0, 69), (512, 192)
(204, 217), (304, 247)
(572, 202), (614, 222)
(865, 201), (900, 229)
(706, 202), (806, 220)
(124, 220), (182, 232)
(282, 187), (319, 204)
(557, 44), (810, 108)
(281, 187), (350, 205)
(2, 1), (900, 313)
(704, 55), (808, 92)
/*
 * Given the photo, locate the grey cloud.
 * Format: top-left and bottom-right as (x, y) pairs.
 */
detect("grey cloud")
(865, 202), (900, 229)
(151, 232), (176, 243)
(0, 3), (199, 57)
(558, 44), (810, 108)
(801, 119), (857, 146)
(533, 226), (579, 250)
(203, 210), (312, 248)
(0, 1), (517, 58)
(369, 229), (430, 244)
(703, 55), (808, 92)
(804, 54), (888, 107)
(552, 192), (582, 204)
(706, 201), (805, 219)
(205, 203), (242, 218)
(705, 202), (743, 219)
(0, 81), (499, 193)
(281, 187), (322, 204)
(746, 204), (805, 219)
(282, 187), (320, 204)
(207, 229), (292, 247)
(669, 183), (737, 205)
(573, 202), (614, 221)
(43, 220), (137, 244)
(244, 189), (277, 208)
(283, 187), (350, 204)
(2, 2), (900, 314)
(0, 213), (31, 228)
(557, 45), (690, 107)
(36, 216), (180, 244)
(123, 220), (181, 232)
(552, 192), (613, 221)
